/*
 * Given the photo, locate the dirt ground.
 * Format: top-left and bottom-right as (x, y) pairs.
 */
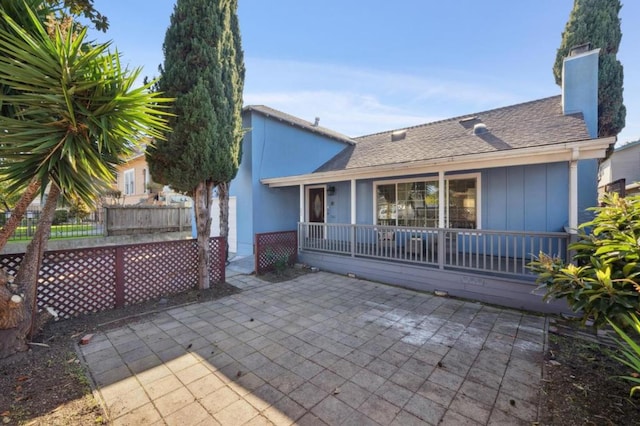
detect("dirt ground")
(1, 272), (640, 425)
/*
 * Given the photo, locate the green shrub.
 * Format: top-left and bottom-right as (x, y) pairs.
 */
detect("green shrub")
(608, 313), (640, 397)
(53, 209), (68, 225)
(528, 192), (640, 328)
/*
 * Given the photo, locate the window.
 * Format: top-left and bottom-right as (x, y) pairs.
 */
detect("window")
(124, 169), (135, 195)
(375, 175), (479, 229)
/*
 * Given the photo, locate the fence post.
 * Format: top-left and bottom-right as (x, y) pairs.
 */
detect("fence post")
(114, 246), (125, 308)
(438, 229), (445, 270)
(178, 207), (183, 232)
(103, 207), (109, 236)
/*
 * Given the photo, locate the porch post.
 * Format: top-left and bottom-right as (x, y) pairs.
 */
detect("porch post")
(299, 184), (304, 223)
(350, 179), (356, 257)
(568, 149), (578, 234)
(438, 171), (445, 269)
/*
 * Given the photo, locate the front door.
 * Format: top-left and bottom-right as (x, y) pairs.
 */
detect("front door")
(308, 187), (325, 239)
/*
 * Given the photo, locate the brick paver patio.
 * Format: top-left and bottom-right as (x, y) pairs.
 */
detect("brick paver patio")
(79, 271), (546, 425)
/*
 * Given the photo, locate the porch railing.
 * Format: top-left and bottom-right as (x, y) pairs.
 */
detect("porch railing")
(298, 222), (570, 279)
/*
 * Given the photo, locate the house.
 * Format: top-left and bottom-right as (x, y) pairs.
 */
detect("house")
(598, 139), (640, 197)
(228, 47), (614, 313)
(112, 147), (187, 206)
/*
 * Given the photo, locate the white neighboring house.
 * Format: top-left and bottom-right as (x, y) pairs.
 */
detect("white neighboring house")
(599, 139), (640, 197)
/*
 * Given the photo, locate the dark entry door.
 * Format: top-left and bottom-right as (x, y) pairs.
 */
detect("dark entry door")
(308, 187), (325, 239)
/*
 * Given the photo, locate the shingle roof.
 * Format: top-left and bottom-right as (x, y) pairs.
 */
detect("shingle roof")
(315, 96), (591, 172)
(244, 105), (355, 145)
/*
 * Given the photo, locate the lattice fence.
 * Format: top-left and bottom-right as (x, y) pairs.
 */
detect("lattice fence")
(0, 237), (226, 319)
(255, 230), (297, 275)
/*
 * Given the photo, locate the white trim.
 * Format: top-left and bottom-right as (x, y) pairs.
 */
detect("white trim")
(305, 184), (327, 223)
(261, 137), (615, 187)
(373, 173), (481, 229)
(350, 180), (356, 224)
(123, 169), (135, 195)
(299, 185), (304, 223)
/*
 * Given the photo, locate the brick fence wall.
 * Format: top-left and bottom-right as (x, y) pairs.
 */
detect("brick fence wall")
(0, 237), (225, 319)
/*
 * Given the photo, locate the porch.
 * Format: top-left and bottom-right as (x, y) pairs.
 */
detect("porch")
(297, 223), (571, 313)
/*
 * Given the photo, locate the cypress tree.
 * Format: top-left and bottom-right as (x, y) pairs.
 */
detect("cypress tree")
(553, 0), (625, 138)
(147, 0), (244, 289)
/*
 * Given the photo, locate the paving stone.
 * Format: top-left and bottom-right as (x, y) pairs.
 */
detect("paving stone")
(358, 393), (401, 425)
(214, 398), (259, 425)
(439, 409), (484, 425)
(106, 385), (151, 419)
(404, 393), (446, 425)
(388, 368), (426, 393)
(350, 368), (386, 393)
(187, 372), (226, 400)
(229, 372), (266, 396)
(391, 409), (432, 426)
(493, 390), (539, 423)
(270, 371), (306, 394)
(200, 386), (240, 414)
(374, 380), (414, 408)
(289, 381), (327, 409)
(164, 401), (211, 426)
(93, 365), (132, 387)
(311, 395), (356, 425)
(428, 367), (465, 392)
(310, 369), (347, 393)
(111, 402), (162, 426)
(290, 359), (324, 380)
(249, 383), (285, 410)
(333, 380), (371, 409)
(449, 392), (492, 425)
(297, 413), (329, 426)
(417, 379), (457, 407)
(459, 378), (499, 407)
(174, 362), (213, 385)
(264, 396), (306, 425)
(143, 373), (183, 400)
(487, 408), (530, 425)
(154, 386), (195, 418)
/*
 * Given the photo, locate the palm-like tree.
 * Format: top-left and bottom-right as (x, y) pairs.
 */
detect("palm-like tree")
(0, 6), (170, 357)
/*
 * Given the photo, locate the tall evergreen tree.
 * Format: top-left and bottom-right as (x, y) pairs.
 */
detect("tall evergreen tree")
(553, 0), (625, 138)
(147, 0), (244, 289)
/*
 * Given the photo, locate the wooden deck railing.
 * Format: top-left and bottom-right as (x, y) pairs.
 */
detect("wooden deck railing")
(298, 222), (570, 279)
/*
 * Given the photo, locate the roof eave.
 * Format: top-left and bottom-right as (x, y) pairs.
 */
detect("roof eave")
(261, 136), (615, 187)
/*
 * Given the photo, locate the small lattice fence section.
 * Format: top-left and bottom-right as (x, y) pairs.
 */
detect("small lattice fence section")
(0, 237), (226, 319)
(255, 230), (297, 275)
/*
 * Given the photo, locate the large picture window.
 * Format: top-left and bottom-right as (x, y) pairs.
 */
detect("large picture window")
(375, 175), (479, 229)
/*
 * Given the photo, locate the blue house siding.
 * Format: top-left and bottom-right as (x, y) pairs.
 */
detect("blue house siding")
(483, 163), (569, 232)
(578, 159), (598, 226)
(231, 111), (351, 255)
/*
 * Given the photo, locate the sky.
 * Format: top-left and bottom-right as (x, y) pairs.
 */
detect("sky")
(88, 0), (640, 146)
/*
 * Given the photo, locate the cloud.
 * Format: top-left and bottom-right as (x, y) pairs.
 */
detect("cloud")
(243, 58), (528, 137)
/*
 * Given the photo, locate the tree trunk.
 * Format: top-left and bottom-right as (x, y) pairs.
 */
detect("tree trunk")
(0, 184), (59, 358)
(218, 181), (230, 263)
(193, 181), (214, 290)
(0, 177), (41, 253)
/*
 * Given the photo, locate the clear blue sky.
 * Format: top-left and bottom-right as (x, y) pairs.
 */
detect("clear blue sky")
(88, 0), (639, 145)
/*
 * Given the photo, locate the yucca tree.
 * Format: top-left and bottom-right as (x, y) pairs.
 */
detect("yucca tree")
(0, 6), (170, 357)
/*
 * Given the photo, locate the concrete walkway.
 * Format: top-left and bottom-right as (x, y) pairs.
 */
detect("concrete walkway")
(79, 270), (546, 425)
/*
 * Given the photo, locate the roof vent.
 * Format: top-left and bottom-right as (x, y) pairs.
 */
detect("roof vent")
(569, 42), (592, 57)
(312, 117), (320, 127)
(391, 129), (407, 142)
(473, 123), (488, 135)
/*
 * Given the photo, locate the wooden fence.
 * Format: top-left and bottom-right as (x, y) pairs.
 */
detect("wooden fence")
(255, 230), (298, 275)
(0, 237), (225, 319)
(104, 206), (191, 236)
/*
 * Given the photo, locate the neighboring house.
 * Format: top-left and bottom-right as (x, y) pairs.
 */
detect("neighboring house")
(598, 139), (640, 197)
(228, 48), (613, 313)
(113, 148), (153, 205)
(113, 147), (188, 206)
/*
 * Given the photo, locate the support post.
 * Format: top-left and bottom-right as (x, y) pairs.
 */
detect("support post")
(351, 180), (356, 257)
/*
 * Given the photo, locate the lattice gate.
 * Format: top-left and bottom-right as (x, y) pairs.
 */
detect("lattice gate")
(255, 230), (298, 275)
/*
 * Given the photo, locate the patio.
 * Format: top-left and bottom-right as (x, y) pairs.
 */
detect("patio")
(79, 269), (546, 425)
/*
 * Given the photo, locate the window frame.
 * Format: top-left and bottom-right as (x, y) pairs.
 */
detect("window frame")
(373, 173), (482, 229)
(123, 169), (135, 195)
